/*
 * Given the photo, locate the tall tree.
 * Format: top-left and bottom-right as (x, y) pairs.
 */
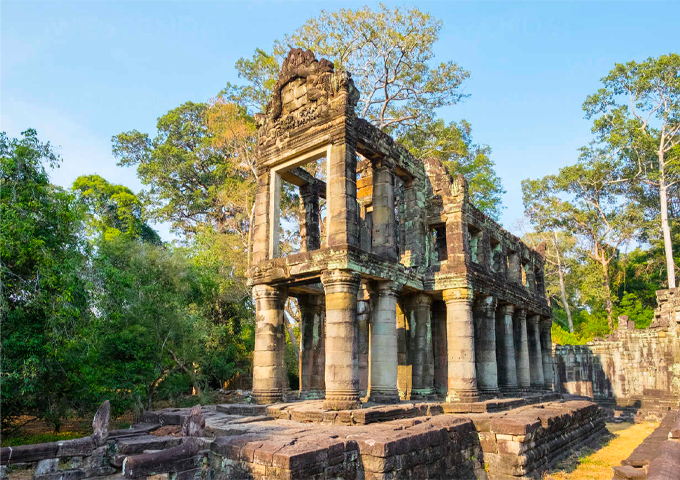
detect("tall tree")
(583, 53), (680, 288)
(523, 153), (643, 329)
(273, 5), (469, 135)
(1, 130), (90, 431)
(224, 5), (505, 218)
(73, 174), (160, 243)
(520, 226), (578, 332)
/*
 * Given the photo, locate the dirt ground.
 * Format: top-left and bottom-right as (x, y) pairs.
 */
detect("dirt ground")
(543, 421), (659, 480)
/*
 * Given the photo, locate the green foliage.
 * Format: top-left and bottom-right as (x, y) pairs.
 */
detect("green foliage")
(112, 102), (239, 236)
(583, 53), (680, 288)
(73, 174), (160, 243)
(1, 130), (91, 432)
(2, 129), (256, 432)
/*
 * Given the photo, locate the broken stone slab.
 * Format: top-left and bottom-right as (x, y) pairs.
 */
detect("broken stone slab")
(122, 438), (203, 479)
(647, 440), (680, 480)
(35, 458), (59, 475)
(0, 436), (96, 466)
(181, 405), (204, 437)
(117, 435), (182, 455)
(109, 423), (161, 439)
(612, 465), (646, 480)
(215, 403), (268, 416)
(33, 469), (85, 480)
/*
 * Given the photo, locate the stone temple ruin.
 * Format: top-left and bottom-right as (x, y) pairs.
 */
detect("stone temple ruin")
(4, 49), (680, 480)
(249, 48), (554, 409)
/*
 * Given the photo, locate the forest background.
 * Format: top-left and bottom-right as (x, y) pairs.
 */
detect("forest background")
(2, 5), (678, 435)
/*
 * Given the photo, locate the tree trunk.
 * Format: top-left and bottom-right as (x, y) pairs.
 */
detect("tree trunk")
(659, 167), (676, 288)
(601, 259), (614, 330)
(284, 310), (300, 361)
(168, 348), (202, 397)
(553, 232), (574, 332)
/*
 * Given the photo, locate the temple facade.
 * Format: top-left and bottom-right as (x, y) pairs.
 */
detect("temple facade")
(248, 49), (553, 409)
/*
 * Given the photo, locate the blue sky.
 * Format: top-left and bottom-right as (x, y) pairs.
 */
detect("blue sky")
(2, 1), (678, 240)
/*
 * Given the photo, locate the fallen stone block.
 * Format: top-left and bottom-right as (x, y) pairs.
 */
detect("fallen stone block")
(122, 439), (202, 479)
(117, 435), (182, 455)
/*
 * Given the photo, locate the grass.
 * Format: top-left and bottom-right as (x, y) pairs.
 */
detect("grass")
(542, 421), (659, 480)
(1, 431), (84, 447)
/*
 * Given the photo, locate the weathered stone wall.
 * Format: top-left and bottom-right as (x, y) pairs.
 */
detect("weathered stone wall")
(554, 288), (680, 418)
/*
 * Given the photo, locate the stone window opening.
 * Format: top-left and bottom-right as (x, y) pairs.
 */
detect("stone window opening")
(468, 225), (483, 263)
(490, 238), (502, 272)
(521, 261), (529, 289)
(535, 267), (545, 294)
(431, 224), (448, 263)
(270, 150), (328, 259)
(507, 249), (520, 282)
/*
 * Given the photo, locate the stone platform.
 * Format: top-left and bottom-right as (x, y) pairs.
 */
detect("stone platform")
(257, 393), (561, 426)
(3, 398), (606, 480)
(195, 398), (603, 480)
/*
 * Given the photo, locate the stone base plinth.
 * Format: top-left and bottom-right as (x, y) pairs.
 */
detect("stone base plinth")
(205, 399), (606, 480)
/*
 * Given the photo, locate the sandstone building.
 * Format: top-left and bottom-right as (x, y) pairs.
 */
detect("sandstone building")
(248, 49), (554, 409)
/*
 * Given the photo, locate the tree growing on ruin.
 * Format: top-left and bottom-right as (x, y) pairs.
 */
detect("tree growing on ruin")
(583, 53), (680, 288)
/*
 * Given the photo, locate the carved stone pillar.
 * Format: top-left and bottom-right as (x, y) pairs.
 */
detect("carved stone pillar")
(474, 295), (499, 396)
(513, 308), (531, 391)
(411, 294), (434, 397)
(299, 182), (320, 252)
(540, 318), (554, 390)
(432, 301), (448, 396)
(443, 288), (478, 402)
(311, 300), (326, 392)
(371, 159), (397, 260)
(327, 140), (359, 247)
(251, 172), (271, 264)
(252, 284), (288, 404)
(321, 269), (361, 410)
(298, 295), (315, 395)
(495, 303), (518, 394)
(527, 314), (545, 390)
(357, 282), (372, 396)
(367, 281), (401, 403)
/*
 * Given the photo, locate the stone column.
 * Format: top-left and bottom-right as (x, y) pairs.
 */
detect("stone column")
(251, 171), (271, 264)
(371, 159), (397, 260)
(321, 269), (361, 410)
(357, 282), (372, 397)
(327, 140), (359, 247)
(432, 301), (448, 396)
(252, 284), (288, 404)
(298, 295), (315, 395)
(299, 182), (320, 252)
(311, 300), (326, 392)
(540, 318), (554, 390)
(513, 308), (531, 391)
(495, 303), (518, 394)
(411, 294), (434, 397)
(367, 281), (401, 403)
(527, 314), (545, 390)
(474, 295), (499, 396)
(443, 288), (478, 402)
